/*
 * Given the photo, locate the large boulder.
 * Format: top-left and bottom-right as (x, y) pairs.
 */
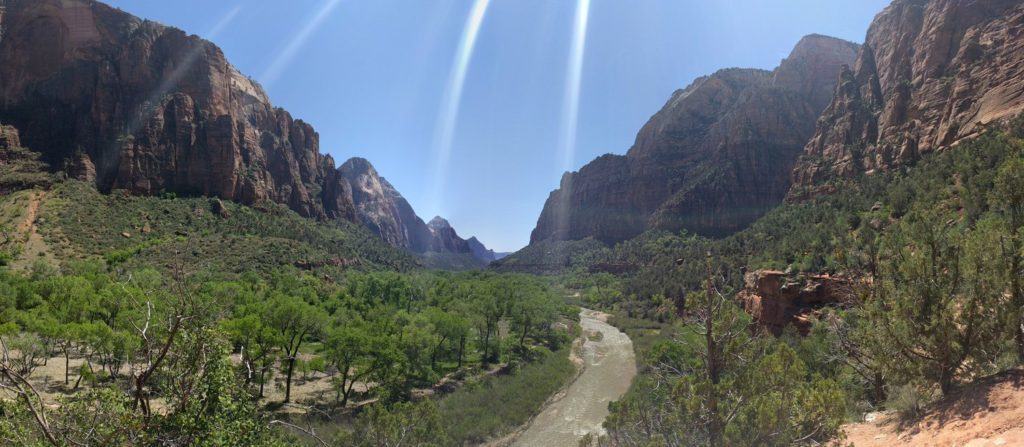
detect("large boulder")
(737, 270), (856, 335)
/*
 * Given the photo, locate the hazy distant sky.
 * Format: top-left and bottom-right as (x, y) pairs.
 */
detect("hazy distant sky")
(102, 0), (890, 252)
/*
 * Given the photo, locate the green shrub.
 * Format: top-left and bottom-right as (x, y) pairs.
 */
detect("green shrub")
(438, 345), (577, 444)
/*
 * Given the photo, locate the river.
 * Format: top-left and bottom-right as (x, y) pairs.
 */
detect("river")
(512, 308), (637, 447)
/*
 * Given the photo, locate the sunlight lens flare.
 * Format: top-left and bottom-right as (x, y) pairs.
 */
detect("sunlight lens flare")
(260, 0), (343, 88)
(125, 5), (242, 137)
(558, 0), (591, 173)
(554, 0), (591, 240)
(428, 0), (492, 216)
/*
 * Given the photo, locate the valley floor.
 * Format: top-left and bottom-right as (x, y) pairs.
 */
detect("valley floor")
(511, 309), (636, 447)
(843, 369), (1024, 447)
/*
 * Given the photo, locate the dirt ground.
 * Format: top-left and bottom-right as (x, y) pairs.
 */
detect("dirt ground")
(6, 191), (57, 271)
(843, 369), (1024, 447)
(8, 352), (370, 415)
(511, 308), (637, 447)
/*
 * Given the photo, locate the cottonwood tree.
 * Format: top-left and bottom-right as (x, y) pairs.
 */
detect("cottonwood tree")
(426, 307), (470, 369)
(224, 310), (279, 397)
(324, 320), (401, 407)
(469, 282), (504, 365)
(35, 276), (100, 385)
(264, 293), (327, 403)
(509, 284), (557, 351)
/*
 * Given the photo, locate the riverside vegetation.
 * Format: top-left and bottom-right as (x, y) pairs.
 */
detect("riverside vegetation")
(0, 259), (577, 446)
(0, 141), (578, 445)
(2, 122), (1022, 447)
(3, 0), (1024, 443)
(525, 122), (1024, 446)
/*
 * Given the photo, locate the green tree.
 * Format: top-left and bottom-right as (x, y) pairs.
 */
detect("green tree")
(991, 157), (1024, 360)
(324, 320), (399, 406)
(509, 284), (557, 351)
(426, 307), (471, 369)
(264, 294), (327, 403)
(469, 281), (505, 365)
(868, 212), (1004, 395)
(224, 310), (279, 397)
(604, 256), (845, 446)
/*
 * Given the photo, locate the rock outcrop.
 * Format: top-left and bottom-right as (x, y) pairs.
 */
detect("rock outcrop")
(530, 35), (859, 244)
(0, 124), (19, 151)
(737, 270), (856, 335)
(791, 0), (1024, 192)
(0, 124), (53, 193)
(0, 0), (497, 260)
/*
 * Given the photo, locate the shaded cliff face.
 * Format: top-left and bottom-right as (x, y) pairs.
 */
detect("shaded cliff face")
(427, 216), (471, 254)
(338, 158), (433, 252)
(466, 236), (498, 263)
(792, 0), (1024, 191)
(0, 0), (497, 260)
(0, 0), (358, 221)
(531, 35), (859, 244)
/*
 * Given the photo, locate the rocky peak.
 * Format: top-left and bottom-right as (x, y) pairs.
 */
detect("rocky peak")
(773, 34), (862, 111)
(466, 236), (491, 259)
(427, 216), (453, 231)
(334, 159), (496, 262)
(338, 157), (433, 253)
(426, 216), (470, 254)
(791, 0), (1024, 194)
(339, 157), (376, 177)
(531, 34), (858, 245)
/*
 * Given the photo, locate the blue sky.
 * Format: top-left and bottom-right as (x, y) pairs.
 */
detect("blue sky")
(103, 0), (889, 252)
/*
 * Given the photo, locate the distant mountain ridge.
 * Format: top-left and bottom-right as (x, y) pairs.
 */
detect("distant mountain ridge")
(529, 34), (859, 245)
(507, 0), (1024, 273)
(0, 0), (497, 266)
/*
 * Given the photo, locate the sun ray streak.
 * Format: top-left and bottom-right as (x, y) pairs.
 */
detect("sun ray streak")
(428, 0), (492, 216)
(554, 0), (591, 241)
(558, 0), (591, 174)
(123, 5), (242, 140)
(260, 0), (343, 88)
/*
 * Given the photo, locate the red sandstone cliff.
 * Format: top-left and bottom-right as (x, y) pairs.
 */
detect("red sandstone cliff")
(0, 0), (357, 220)
(530, 35), (859, 244)
(791, 0), (1024, 193)
(0, 0), (495, 260)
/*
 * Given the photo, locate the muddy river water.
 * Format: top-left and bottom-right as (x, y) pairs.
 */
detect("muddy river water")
(513, 308), (637, 447)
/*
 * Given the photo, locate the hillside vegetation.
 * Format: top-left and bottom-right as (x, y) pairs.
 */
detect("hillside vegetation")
(2, 181), (421, 275)
(0, 177), (577, 445)
(528, 122), (1024, 445)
